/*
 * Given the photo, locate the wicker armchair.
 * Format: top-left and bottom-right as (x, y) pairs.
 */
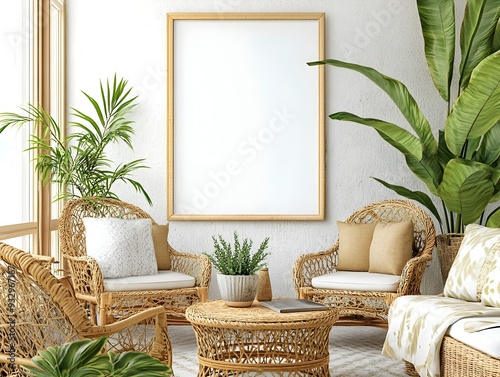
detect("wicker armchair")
(59, 197), (212, 325)
(292, 199), (436, 327)
(0, 243), (172, 376)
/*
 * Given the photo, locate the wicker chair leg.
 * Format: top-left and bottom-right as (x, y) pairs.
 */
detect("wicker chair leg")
(197, 286), (208, 302)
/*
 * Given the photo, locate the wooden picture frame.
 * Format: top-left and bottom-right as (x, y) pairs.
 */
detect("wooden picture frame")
(167, 13), (325, 220)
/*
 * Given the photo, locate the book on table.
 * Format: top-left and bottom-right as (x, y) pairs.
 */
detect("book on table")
(259, 299), (329, 313)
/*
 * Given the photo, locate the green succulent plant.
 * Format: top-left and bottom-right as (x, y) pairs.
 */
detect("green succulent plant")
(204, 231), (270, 275)
(23, 337), (172, 377)
(0, 75), (152, 205)
(309, 0), (500, 233)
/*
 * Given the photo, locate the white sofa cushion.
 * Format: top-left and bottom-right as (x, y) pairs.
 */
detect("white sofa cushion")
(104, 270), (195, 292)
(311, 271), (400, 292)
(481, 253), (500, 308)
(448, 317), (500, 359)
(444, 224), (500, 302)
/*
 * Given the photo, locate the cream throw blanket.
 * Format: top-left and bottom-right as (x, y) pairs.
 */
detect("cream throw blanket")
(382, 295), (500, 377)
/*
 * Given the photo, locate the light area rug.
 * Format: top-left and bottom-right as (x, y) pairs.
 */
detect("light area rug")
(168, 325), (407, 376)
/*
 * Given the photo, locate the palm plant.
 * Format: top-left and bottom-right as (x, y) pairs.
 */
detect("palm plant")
(24, 336), (172, 377)
(0, 75), (152, 205)
(309, 0), (500, 233)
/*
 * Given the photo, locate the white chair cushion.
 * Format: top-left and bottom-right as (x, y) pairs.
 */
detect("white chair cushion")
(311, 271), (400, 292)
(447, 317), (500, 359)
(104, 270), (195, 292)
(84, 217), (158, 279)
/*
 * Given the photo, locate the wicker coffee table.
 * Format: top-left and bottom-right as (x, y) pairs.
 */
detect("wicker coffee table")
(185, 300), (338, 376)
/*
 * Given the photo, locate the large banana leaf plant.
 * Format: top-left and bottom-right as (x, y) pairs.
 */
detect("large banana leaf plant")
(310, 0), (500, 233)
(24, 336), (172, 377)
(0, 76), (152, 205)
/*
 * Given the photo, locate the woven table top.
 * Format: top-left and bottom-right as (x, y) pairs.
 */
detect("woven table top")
(185, 300), (338, 328)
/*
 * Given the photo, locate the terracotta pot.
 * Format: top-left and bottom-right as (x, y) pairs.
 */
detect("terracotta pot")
(217, 274), (258, 307)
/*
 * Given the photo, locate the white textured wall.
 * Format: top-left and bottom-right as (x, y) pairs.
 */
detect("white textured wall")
(67, 0), (466, 298)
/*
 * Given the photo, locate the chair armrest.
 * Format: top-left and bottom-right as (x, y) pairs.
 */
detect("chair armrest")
(83, 306), (172, 366)
(92, 306), (166, 335)
(396, 254), (433, 296)
(32, 255), (55, 270)
(0, 355), (36, 369)
(169, 245), (212, 288)
(66, 255), (104, 302)
(292, 244), (338, 296)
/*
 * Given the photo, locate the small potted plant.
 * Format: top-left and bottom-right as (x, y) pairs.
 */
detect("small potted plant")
(204, 232), (270, 307)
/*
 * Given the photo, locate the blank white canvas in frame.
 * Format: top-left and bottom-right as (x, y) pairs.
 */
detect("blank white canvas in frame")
(167, 13), (324, 220)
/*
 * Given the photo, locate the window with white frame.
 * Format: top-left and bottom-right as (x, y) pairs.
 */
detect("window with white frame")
(0, 0), (65, 264)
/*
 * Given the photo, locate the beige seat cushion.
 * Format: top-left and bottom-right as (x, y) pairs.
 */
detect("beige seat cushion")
(103, 270), (195, 292)
(337, 222), (377, 271)
(152, 224), (171, 270)
(311, 271), (401, 292)
(369, 221), (414, 275)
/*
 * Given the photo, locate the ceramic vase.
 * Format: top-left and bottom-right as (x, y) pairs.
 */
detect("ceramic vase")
(217, 273), (258, 307)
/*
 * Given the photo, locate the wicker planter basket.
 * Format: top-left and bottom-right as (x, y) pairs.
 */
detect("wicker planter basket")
(436, 233), (464, 283)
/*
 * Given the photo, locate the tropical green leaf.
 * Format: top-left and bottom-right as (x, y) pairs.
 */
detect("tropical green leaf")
(494, 18), (500, 51)
(438, 158), (495, 224)
(475, 121), (500, 164)
(108, 351), (172, 377)
(330, 112), (423, 159)
(486, 206), (500, 226)
(82, 91), (105, 126)
(445, 51), (500, 155)
(308, 59), (437, 154)
(416, 0), (455, 101)
(438, 130), (455, 168)
(464, 137), (482, 159)
(372, 177), (442, 228)
(459, 0), (500, 88)
(71, 108), (102, 138)
(331, 111), (442, 194)
(0, 76), (152, 205)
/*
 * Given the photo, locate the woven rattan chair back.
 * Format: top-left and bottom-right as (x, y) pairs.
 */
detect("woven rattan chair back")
(343, 199), (434, 260)
(58, 197), (211, 326)
(59, 197), (155, 259)
(0, 243), (93, 374)
(293, 199), (436, 327)
(0, 243), (172, 376)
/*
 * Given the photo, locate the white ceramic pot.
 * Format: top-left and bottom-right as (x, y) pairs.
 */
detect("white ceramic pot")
(217, 273), (258, 307)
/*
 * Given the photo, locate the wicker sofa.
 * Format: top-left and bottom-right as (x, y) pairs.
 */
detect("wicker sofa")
(404, 316), (500, 377)
(385, 224), (500, 377)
